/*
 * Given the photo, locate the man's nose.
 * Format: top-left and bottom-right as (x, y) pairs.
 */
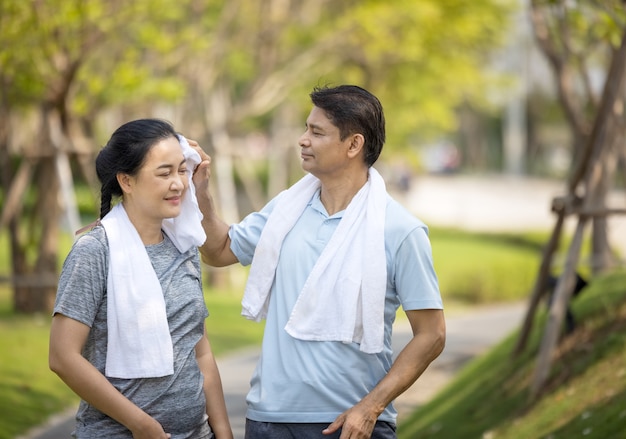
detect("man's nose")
(298, 132), (309, 147)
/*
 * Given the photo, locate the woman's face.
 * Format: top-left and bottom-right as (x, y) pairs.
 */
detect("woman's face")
(124, 136), (188, 222)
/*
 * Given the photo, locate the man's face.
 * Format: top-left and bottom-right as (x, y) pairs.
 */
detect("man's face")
(298, 106), (353, 178)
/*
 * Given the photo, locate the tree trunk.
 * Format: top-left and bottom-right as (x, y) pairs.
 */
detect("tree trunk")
(268, 103), (300, 198)
(13, 106), (64, 313)
(589, 151), (617, 274)
(28, 156), (61, 313)
(207, 89), (240, 224)
(203, 88), (240, 289)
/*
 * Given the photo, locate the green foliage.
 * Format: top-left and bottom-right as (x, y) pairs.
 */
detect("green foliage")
(398, 270), (626, 439)
(329, 0), (518, 144)
(0, 0), (196, 116)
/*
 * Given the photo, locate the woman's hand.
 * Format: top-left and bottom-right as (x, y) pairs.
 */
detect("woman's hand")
(130, 417), (171, 439)
(50, 315), (172, 439)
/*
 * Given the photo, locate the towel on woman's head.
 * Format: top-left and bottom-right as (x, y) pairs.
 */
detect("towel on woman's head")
(161, 135), (207, 252)
(101, 134), (206, 378)
(241, 167), (388, 354)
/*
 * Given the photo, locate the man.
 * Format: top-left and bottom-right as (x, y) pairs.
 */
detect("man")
(195, 84), (445, 439)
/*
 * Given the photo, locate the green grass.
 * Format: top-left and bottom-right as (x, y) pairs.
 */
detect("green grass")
(429, 227), (593, 304)
(430, 228), (544, 303)
(0, 310), (77, 438)
(398, 269), (626, 439)
(203, 289), (265, 356)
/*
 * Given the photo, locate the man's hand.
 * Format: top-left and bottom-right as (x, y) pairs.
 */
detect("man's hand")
(323, 402), (379, 439)
(186, 139), (211, 197)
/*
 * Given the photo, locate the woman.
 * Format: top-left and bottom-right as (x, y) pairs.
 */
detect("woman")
(49, 119), (232, 439)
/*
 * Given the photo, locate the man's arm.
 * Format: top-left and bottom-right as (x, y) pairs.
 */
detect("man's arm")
(188, 141), (238, 267)
(324, 309), (446, 438)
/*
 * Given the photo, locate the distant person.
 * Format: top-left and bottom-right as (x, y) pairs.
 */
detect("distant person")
(49, 119), (233, 439)
(196, 85), (446, 439)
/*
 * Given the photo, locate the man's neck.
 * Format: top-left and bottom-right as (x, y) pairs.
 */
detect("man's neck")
(318, 169), (369, 216)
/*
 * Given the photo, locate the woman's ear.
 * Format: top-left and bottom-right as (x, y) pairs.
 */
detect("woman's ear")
(116, 173), (133, 194)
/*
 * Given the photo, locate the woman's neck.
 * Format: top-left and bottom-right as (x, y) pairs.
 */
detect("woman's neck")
(122, 202), (164, 245)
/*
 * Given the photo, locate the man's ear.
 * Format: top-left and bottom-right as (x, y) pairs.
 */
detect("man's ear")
(116, 173), (133, 194)
(347, 133), (365, 158)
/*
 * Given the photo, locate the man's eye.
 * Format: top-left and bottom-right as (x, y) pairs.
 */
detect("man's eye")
(179, 168), (188, 174)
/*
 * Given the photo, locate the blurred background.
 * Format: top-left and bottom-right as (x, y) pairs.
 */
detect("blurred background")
(2, 1), (626, 438)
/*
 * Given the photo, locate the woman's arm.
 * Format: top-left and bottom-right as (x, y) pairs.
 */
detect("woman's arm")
(195, 325), (234, 439)
(49, 314), (170, 439)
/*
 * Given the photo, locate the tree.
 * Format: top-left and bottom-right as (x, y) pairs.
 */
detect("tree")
(177, 0), (516, 218)
(513, 1), (626, 396)
(0, 0), (197, 312)
(529, 0), (626, 274)
(1, 0), (517, 309)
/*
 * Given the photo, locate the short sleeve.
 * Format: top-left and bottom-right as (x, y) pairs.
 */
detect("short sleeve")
(53, 228), (108, 327)
(229, 198), (278, 266)
(394, 226), (443, 311)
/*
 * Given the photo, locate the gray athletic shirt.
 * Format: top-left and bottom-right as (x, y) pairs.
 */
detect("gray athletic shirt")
(53, 226), (212, 439)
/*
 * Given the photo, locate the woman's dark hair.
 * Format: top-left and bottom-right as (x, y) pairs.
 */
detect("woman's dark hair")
(96, 118), (178, 218)
(309, 85), (386, 167)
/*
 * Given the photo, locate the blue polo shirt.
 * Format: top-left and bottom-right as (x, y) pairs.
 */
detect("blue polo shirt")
(229, 189), (442, 424)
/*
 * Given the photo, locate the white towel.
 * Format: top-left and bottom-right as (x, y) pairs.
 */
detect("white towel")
(101, 134), (207, 378)
(242, 167), (387, 353)
(161, 135), (207, 253)
(101, 203), (174, 378)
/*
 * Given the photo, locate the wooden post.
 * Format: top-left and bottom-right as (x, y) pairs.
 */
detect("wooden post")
(512, 210), (564, 356)
(530, 216), (587, 398)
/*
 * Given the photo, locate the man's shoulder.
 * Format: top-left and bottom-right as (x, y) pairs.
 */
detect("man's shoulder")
(384, 196), (427, 230)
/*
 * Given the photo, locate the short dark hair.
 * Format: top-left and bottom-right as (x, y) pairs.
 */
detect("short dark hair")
(309, 85), (385, 167)
(95, 118), (177, 218)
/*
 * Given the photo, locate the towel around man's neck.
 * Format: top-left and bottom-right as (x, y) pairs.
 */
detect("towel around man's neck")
(100, 135), (206, 378)
(241, 167), (388, 354)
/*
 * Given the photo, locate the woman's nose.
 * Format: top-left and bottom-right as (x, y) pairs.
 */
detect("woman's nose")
(172, 174), (186, 191)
